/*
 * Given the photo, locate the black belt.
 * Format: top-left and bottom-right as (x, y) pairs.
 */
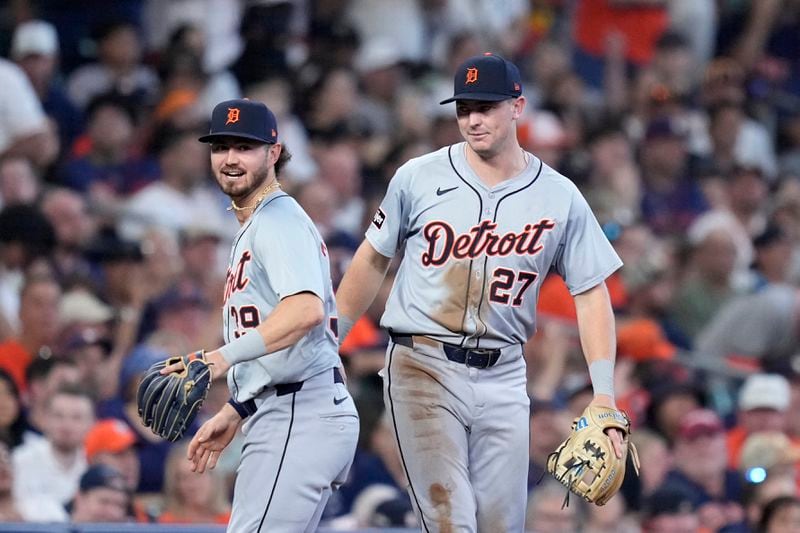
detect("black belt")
(240, 367), (344, 417)
(390, 333), (501, 369)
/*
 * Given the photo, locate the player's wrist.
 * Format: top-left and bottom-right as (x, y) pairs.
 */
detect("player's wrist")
(218, 329), (267, 366)
(338, 316), (355, 347)
(588, 359), (615, 400)
(225, 399), (249, 420)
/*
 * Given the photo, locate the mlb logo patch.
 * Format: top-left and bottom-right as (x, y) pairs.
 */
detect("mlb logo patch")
(372, 208), (386, 229)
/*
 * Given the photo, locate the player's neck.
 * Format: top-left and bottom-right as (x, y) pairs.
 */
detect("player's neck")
(464, 141), (529, 188)
(229, 179), (282, 225)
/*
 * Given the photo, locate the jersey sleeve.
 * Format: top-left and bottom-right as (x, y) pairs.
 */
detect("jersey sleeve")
(252, 210), (326, 300)
(554, 186), (622, 295)
(365, 165), (411, 258)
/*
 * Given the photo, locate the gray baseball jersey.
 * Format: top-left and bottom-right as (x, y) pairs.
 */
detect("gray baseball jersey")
(222, 189), (359, 532)
(367, 142), (621, 532)
(368, 142), (621, 344)
(223, 191), (341, 402)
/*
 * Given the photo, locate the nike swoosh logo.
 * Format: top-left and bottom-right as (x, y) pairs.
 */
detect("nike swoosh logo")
(333, 396), (348, 405)
(436, 186), (459, 196)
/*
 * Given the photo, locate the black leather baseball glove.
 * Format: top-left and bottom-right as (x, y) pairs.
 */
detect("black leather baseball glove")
(136, 350), (212, 442)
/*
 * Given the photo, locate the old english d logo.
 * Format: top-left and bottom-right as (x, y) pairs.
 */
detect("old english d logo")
(465, 67), (478, 84)
(226, 107), (240, 125)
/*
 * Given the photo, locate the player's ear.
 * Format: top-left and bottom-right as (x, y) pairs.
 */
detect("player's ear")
(268, 142), (282, 164)
(511, 96), (526, 120)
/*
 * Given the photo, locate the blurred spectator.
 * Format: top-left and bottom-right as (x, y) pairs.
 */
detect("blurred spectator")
(641, 486), (701, 533)
(334, 409), (406, 516)
(10, 20), (84, 157)
(59, 93), (159, 201)
(0, 57), (59, 170)
(315, 140), (365, 238)
(0, 205), (56, 335)
(696, 284), (800, 371)
(71, 464), (131, 523)
(649, 31), (697, 99)
(726, 373), (791, 468)
(24, 357), (81, 437)
(667, 0), (717, 68)
(660, 408), (746, 531)
(97, 343), (180, 493)
(0, 370), (26, 449)
(84, 229), (146, 309)
(638, 116), (708, 235)
(584, 493), (639, 533)
(687, 208), (755, 292)
(157, 441), (230, 524)
(759, 495), (800, 533)
(142, 0), (244, 76)
(327, 484), (416, 530)
(669, 224), (739, 344)
(739, 431), (800, 490)
(751, 224), (794, 289)
(61, 326), (116, 401)
(346, 1), (426, 66)
(630, 429), (672, 498)
(581, 120), (641, 227)
(645, 379), (704, 444)
(140, 281), (215, 351)
(0, 156), (41, 209)
(231, 1), (296, 87)
(700, 61), (778, 179)
(0, 441), (23, 520)
(153, 23), (241, 127)
(527, 399), (570, 494)
(177, 225), (226, 305)
(524, 477), (582, 533)
(66, 20), (159, 110)
(40, 188), (96, 282)
(0, 274), (62, 391)
(742, 471), (797, 531)
(12, 385), (95, 521)
(299, 67), (362, 141)
(571, 0), (668, 89)
(246, 77), (316, 183)
(352, 39), (408, 139)
(84, 418), (140, 492)
(118, 125), (227, 241)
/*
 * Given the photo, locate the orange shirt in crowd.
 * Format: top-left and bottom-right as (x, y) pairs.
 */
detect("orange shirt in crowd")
(573, 0), (669, 64)
(537, 272), (628, 322)
(0, 339), (33, 392)
(339, 316), (382, 355)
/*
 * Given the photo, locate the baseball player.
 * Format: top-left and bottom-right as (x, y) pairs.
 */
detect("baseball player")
(162, 99), (359, 532)
(336, 54), (624, 531)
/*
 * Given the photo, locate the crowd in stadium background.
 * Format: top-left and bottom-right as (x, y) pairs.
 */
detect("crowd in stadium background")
(0, 0), (799, 531)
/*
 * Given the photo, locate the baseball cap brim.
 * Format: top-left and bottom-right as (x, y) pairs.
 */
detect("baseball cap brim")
(439, 93), (516, 105)
(198, 132), (275, 144)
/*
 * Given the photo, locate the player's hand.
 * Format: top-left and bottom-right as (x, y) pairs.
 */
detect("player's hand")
(589, 395), (624, 459)
(188, 404), (241, 473)
(161, 350), (231, 380)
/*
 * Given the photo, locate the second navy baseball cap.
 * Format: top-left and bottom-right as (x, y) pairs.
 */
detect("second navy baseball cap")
(440, 53), (522, 104)
(199, 98), (278, 144)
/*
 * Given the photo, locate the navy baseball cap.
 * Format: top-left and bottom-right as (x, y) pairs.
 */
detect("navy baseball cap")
(198, 98), (278, 144)
(440, 53), (522, 104)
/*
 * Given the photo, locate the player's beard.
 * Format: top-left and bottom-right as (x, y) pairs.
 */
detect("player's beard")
(217, 158), (271, 205)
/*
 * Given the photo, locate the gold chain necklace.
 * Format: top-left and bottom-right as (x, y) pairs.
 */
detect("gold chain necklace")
(227, 180), (282, 212)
